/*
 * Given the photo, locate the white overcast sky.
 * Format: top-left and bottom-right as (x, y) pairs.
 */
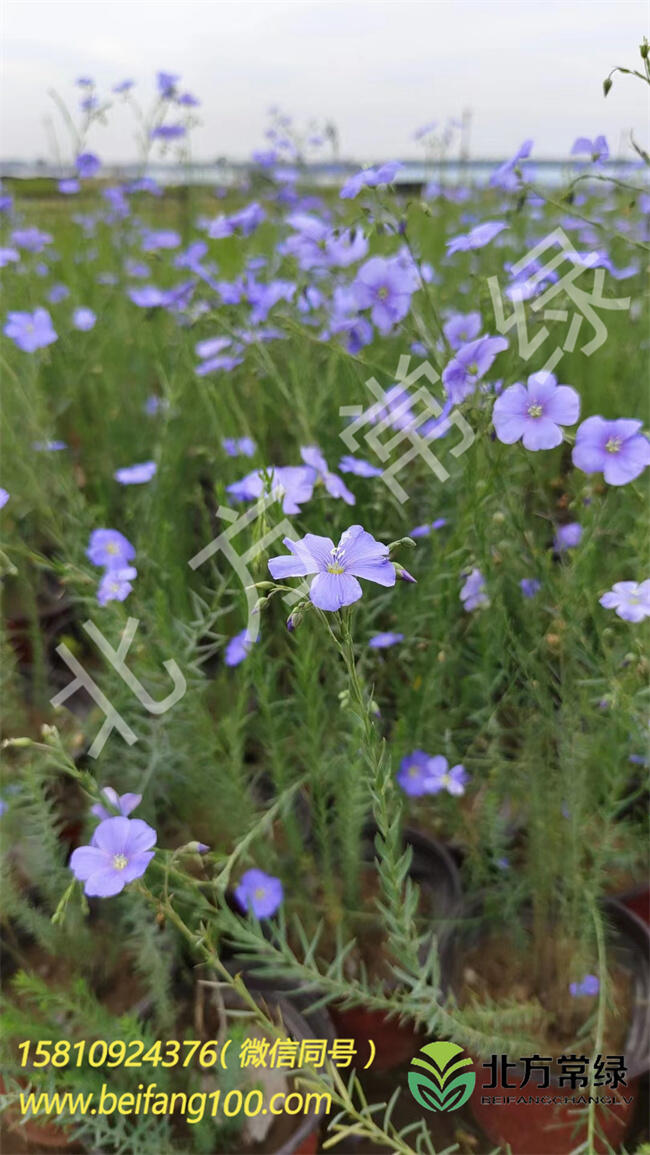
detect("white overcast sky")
(1, 0), (648, 162)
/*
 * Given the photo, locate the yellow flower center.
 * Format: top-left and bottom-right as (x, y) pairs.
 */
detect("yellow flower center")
(112, 854), (128, 871)
(527, 403), (543, 418)
(441, 773), (450, 788)
(106, 542), (118, 553)
(254, 886), (267, 899)
(468, 362), (478, 375)
(605, 437), (621, 454)
(377, 286), (389, 300)
(327, 564), (345, 574)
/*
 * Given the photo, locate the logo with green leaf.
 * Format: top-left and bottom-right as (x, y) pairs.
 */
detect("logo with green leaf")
(407, 1041), (476, 1112)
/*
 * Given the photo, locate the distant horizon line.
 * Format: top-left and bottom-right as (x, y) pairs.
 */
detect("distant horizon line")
(0, 155), (645, 172)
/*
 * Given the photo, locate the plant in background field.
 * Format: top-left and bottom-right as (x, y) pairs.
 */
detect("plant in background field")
(1, 39), (649, 1155)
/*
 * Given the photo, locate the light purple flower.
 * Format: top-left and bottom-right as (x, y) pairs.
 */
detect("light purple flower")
(493, 372), (580, 450)
(11, 227), (52, 252)
(446, 221), (508, 255)
(223, 437), (256, 458)
(91, 787), (142, 820)
(338, 455), (382, 478)
(48, 284), (70, 303)
(397, 750), (436, 796)
(4, 308), (58, 352)
(157, 71), (179, 96)
(572, 416), (650, 486)
(352, 256), (415, 334)
(69, 816), (156, 897)
(87, 529), (136, 570)
(0, 488), (9, 508)
(0, 247), (19, 267)
(571, 136), (608, 163)
(442, 335), (508, 403)
(369, 632), (404, 649)
(460, 568), (488, 611)
(228, 465), (315, 515)
(141, 228), (181, 252)
(225, 629), (257, 667)
(554, 523), (582, 551)
(76, 152), (101, 179)
(97, 567), (137, 606)
(424, 756), (469, 796)
(599, 580), (650, 623)
(234, 868), (283, 918)
(489, 140), (534, 190)
(268, 525), (396, 612)
(520, 578), (541, 598)
(443, 311), (482, 349)
(300, 446), (355, 505)
(151, 124), (186, 141)
(569, 974), (600, 997)
(114, 461), (157, 485)
(33, 440), (67, 451)
(72, 307), (96, 331)
(411, 518), (447, 538)
(59, 179), (80, 195)
(340, 161), (402, 199)
(397, 752), (468, 797)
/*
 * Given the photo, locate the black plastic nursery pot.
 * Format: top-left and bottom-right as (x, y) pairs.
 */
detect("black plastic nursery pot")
(216, 971), (336, 1155)
(447, 897), (650, 1155)
(330, 824), (462, 1072)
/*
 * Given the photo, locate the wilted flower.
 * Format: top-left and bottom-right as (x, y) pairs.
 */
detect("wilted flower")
(572, 416), (650, 486)
(268, 526), (396, 611)
(87, 529), (136, 570)
(91, 787), (142, 820)
(69, 816), (156, 897)
(460, 568), (488, 611)
(4, 308), (58, 352)
(493, 372), (580, 450)
(114, 461), (157, 485)
(599, 580), (650, 622)
(234, 868), (283, 918)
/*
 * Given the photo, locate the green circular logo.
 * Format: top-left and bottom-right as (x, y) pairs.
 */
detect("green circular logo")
(407, 1041), (476, 1113)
